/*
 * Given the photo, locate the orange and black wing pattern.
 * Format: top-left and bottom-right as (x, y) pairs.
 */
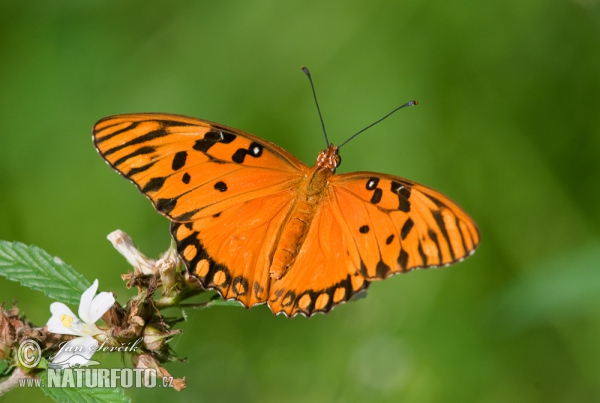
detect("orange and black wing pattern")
(266, 196), (371, 317)
(93, 113), (479, 317)
(93, 114), (307, 309)
(329, 172), (479, 279)
(93, 113), (306, 221)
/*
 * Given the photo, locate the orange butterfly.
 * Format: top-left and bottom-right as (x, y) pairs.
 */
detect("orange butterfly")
(93, 68), (479, 317)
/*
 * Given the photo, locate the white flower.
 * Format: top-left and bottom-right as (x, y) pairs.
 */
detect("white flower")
(46, 279), (115, 368)
(107, 230), (156, 275)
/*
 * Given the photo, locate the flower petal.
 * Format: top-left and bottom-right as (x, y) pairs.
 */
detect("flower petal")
(47, 302), (84, 336)
(88, 291), (116, 324)
(78, 279), (99, 324)
(49, 335), (99, 369)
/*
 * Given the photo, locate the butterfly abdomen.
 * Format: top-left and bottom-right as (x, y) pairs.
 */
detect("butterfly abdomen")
(269, 165), (332, 280)
(270, 198), (315, 280)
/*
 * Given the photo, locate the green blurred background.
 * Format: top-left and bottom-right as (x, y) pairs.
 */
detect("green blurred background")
(2, 1), (600, 402)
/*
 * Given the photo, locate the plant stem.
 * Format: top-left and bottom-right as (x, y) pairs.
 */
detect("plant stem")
(0, 368), (31, 396)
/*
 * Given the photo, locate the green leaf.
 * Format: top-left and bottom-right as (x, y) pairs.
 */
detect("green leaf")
(0, 360), (8, 377)
(39, 371), (131, 403)
(0, 241), (91, 305)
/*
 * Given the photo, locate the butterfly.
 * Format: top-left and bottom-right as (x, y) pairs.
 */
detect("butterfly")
(92, 69), (479, 317)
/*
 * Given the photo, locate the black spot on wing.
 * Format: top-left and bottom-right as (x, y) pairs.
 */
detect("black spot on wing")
(399, 198), (410, 213)
(370, 188), (382, 204)
(359, 225), (370, 234)
(232, 276), (249, 296)
(399, 186), (411, 199)
(365, 178), (383, 204)
(171, 151), (188, 170)
(156, 198), (177, 214)
(391, 181), (411, 212)
(231, 142), (263, 163)
(366, 177), (379, 190)
(398, 249), (409, 271)
(142, 176), (167, 193)
(214, 181), (228, 192)
(231, 149), (246, 163)
(193, 131), (236, 153)
(182, 173), (191, 184)
(386, 234), (395, 245)
(375, 260), (391, 278)
(174, 209), (199, 221)
(359, 260), (369, 278)
(401, 218), (414, 239)
(281, 291), (296, 307)
(253, 282), (265, 299)
(249, 142), (263, 156)
(269, 289), (284, 303)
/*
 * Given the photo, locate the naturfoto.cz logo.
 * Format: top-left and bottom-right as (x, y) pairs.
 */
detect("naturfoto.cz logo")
(17, 339), (175, 389)
(19, 368), (174, 389)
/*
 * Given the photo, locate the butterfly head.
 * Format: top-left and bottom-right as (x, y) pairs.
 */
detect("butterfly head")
(316, 144), (341, 173)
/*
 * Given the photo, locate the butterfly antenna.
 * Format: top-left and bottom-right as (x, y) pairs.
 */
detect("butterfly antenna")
(302, 66), (330, 147)
(338, 100), (418, 149)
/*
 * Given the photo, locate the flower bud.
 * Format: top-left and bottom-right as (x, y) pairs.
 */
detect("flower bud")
(107, 230), (156, 275)
(157, 257), (177, 295)
(142, 324), (181, 352)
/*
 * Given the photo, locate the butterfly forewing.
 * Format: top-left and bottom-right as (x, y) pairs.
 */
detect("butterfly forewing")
(93, 114), (306, 221)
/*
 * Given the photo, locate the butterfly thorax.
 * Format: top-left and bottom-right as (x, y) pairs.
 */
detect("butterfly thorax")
(268, 145), (340, 280)
(315, 144), (341, 173)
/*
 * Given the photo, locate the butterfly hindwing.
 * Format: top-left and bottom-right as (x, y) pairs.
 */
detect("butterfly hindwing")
(267, 197), (371, 317)
(93, 114), (306, 221)
(330, 172), (480, 278)
(171, 190), (298, 308)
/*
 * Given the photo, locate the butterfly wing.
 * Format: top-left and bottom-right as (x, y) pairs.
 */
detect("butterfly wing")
(267, 197), (370, 317)
(93, 114), (306, 221)
(93, 114), (308, 307)
(171, 190), (298, 308)
(266, 172), (479, 317)
(329, 172), (480, 278)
